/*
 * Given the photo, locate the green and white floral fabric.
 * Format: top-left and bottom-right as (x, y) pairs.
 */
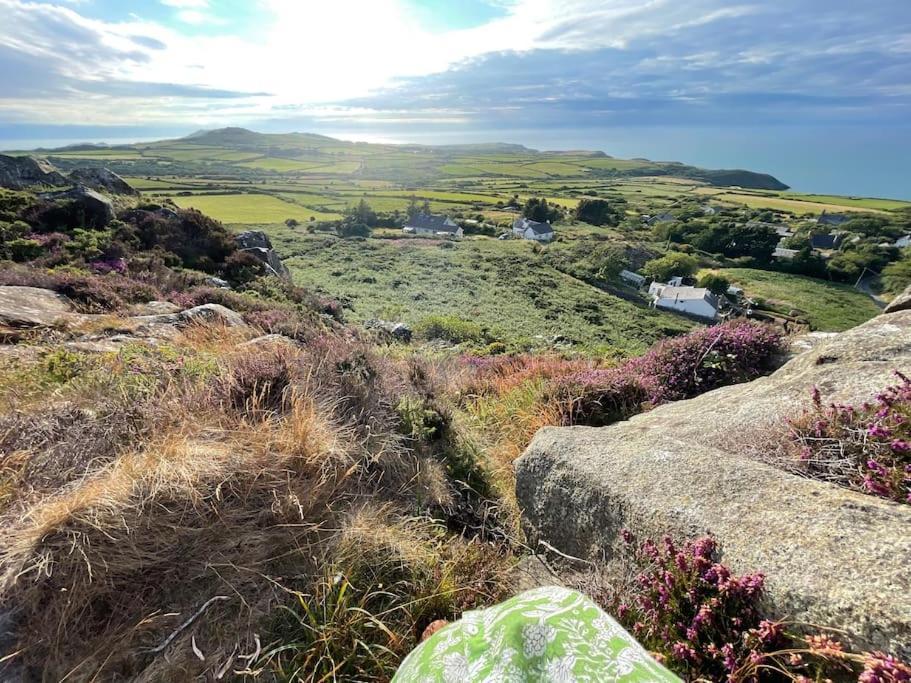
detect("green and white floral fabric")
(393, 586), (680, 682)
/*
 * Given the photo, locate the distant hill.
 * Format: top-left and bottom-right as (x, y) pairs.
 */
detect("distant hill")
(23, 126), (790, 190)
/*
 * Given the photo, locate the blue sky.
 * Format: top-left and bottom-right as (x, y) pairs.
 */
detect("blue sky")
(1, 0), (910, 194)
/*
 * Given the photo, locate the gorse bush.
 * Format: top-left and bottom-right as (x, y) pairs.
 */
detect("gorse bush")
(788, 372), (911, 504)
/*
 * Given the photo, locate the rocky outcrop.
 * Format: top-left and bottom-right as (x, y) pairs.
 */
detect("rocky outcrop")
(516, 307), (911, 657)
(884, 284), (911, 314)
(132, 303), (246, 329)
(67, 167), (138, 196)
(39, 186), (115, 228)
(235, 230), (291, 280)
(0, 286), (75, 327)
(0, 155), (69, 190)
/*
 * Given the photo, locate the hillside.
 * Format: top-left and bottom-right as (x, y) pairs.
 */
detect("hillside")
(15, 127), (789, 190)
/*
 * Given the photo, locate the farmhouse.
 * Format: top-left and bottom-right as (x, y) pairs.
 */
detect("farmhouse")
(620, 269), (646, 288)
(648, 282), (720, 321)
(512, 217), (555, 242)
(403, 213), (463, 238)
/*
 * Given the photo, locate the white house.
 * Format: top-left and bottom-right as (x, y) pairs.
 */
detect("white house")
(403, 213), (462, 239)
(895, 234), (911, 249)
(620, 269), (646, 288)
(649, 283), (720, 321)
(773, 247), (798, 260)
(512, 217), (555, 242)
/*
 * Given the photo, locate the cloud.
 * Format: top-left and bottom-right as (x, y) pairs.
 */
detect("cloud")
(0, 0), (907, 131)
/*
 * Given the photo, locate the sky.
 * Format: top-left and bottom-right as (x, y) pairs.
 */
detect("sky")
(1, 0), (910, 196)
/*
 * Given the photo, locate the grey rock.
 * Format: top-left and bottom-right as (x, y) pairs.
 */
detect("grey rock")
(516, 310), (911, 657)
(238, 333), (298, 348)
(364, 319), (412, 342)
(39, 185), (115, 228)
(205, 276), (231, 289)
(0, 286), (73, 327)
(67, 167), (138, 196)
(0, 154), (69, 190)
(128, 300), (181, 316)
(884, 284), (911, 314)
(235, 230), (291, 280)
(132, 303), (246, 329)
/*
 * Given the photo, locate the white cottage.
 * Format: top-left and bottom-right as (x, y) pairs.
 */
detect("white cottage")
(512, 217), (555, 242)
(404, 213), (463, 238)
(648, 283), (719, 321)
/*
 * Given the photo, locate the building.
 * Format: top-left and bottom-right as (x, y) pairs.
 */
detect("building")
(403, 213), (462, 238)
(773, 247), (798, 261)
(810, 233), (842, 251)
(895, 234), (911, 249)
(620, 270), (646, 288)
(512, 217), (555, 242)
(817, 211), (851, 227)
(647, 212), (676, 225)
(648, 283), (720, 321)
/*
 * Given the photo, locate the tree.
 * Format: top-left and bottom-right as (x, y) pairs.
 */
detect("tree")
(523, 197), (561, 223)
(575, 198), (626, 227)
(642, 252), (699, 282)
(337, 222), (371, 238)
(698, 273), (731, 296)
(345, 198), (376, 227)
(406, 195), (420, 219)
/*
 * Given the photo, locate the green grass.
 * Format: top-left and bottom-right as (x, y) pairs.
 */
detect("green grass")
(706, 268), (881, 331)
(167, 193), (343, 223)
(782, 193), (911, 212)
(252, 229), (693, 352)
(238, 157), (326, 172)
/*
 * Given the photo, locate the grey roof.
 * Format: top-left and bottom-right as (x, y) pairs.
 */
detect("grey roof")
(513, 217), (554, 235)
(405, 213), (459, 232)
(810, 233), (841, 250)
(654, 285), (718, 305)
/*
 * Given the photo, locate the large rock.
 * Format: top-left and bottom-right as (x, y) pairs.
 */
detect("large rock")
(884, 284), (911, 314)
(0, 286), (74, 327)
(39, 186), (115, 228)
(235, 230), (291, 280)
(132, 303), (245, 329)
(0, 155), (69, 190)
(68, 167), (138, 196)
(516, 308), (911, 657)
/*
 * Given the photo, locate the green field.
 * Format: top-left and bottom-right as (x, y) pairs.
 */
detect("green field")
(247, 228), (692, 352)
(168, 193), (343, 223)
(705, 268), (881, 331)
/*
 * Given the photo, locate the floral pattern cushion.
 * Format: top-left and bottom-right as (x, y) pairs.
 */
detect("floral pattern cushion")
(392, 586), (681, 682)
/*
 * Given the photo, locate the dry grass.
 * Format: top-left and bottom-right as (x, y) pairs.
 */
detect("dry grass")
(0, 324), (505, 681)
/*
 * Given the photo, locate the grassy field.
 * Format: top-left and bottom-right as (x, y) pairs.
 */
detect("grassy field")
(704, 268), (881, 331)
(168, 193), (343, 223)
(243, 226), (693, 352)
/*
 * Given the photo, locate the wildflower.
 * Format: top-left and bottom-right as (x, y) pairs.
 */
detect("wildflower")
(806, 633), (844, 657)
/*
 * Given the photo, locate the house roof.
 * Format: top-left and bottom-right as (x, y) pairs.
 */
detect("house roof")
(810, 233), (841, 250)
(513, 217), (554, 234)
(405, 213), (458, 232)
(653, 285), (719, 306)
(649, 212), (675, 223)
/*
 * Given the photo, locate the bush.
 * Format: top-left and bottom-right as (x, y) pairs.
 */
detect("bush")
(643, 252), (699, 281)
(787, 373), (910, 504)
(415, 315), (486, 344)
(698, 273), (731, 296)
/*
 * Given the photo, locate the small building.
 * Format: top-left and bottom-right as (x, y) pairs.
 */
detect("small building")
(817, 211), (851, 227)
(648, 283), (719, 321)
(895, 234), (911, 249)
(620, 269), (646, 288)
(648, 212), (676, 225)
(701, 205), (724, 216)
(512, 217), (555, 242)
(810, 233), (842, 251)
(773, 247), (798, 261)
(403, 213), (462, 238)
(727, 285), (744, 298)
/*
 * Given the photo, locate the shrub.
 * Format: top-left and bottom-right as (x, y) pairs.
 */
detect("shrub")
(698, 273), (731, 296)
(415, 315), (486, 344)
(609, 532), (911, 682)
(212, 349), (297, 418)
(787, 373), (910, 504)
(643, 252), (699, 281)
